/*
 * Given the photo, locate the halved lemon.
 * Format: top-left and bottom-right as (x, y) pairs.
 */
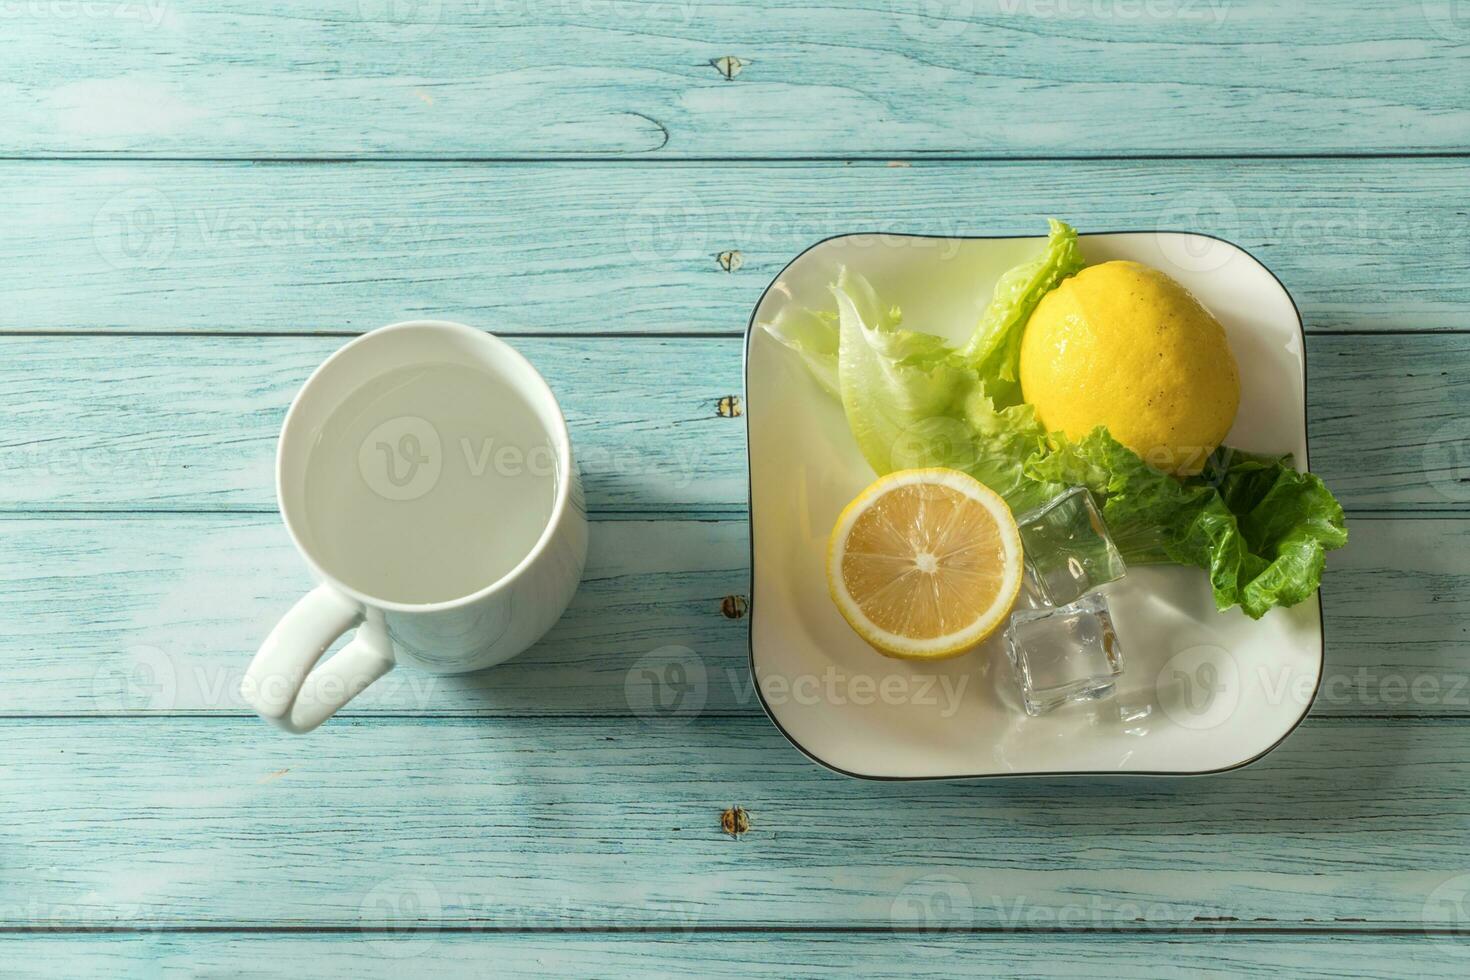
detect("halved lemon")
(827, 468), (1023, 661)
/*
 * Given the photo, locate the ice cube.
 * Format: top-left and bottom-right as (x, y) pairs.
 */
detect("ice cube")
(1017, 486), (1126, 606)
(1004, 592), (1125, 717)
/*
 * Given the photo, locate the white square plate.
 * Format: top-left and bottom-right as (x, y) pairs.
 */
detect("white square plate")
(745, 231), (1321, 779)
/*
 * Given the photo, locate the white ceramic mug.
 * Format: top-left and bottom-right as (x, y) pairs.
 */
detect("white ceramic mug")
(242, 320), (588, 733)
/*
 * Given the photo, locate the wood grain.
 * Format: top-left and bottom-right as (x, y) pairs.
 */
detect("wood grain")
(5, 933), (1469, 979)
(3, 716), (1468, 929)
(0, 336), (744, 515)
(3, 1), (1467, 157)
(0, 333), (1464, 513)
(4, 0), (1469, 959)
(6, 160), (1467, 333)
(0, 516), (749, 716)
(1311, 336), (1470, 510)
(0, 514), (1464, 718)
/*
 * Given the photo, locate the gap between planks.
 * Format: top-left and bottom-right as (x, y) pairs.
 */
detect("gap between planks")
(0, 328), (1465, 338)
(0, 924), (1461, 937)
(0, 713), (1456, 724)
(0, 508), (1454, 519)
(0, 712), (1451, 723)
(2, 153), (1470, 164)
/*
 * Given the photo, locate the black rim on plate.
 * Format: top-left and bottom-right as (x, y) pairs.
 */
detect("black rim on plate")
(741, 229), (1326, 781)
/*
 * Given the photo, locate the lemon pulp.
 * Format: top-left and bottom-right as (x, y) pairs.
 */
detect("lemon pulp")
(827, 468), (1023, 661)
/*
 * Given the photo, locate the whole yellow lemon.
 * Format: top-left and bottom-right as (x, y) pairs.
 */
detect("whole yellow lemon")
(1019, 260), (1240, 476)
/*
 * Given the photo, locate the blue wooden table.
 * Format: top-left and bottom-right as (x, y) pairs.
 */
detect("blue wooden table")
(3, 2), (1469, 975)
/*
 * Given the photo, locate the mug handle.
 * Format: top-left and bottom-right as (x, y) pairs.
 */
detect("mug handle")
(242, 585), (396, 734)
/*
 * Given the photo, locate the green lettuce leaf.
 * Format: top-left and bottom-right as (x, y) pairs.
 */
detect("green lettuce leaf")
(830, 267), (1059, 512)
(760, 304), (839, 397)
(758, 219), (1347, 617)
(959, 217), (1086, 407)
(758, 220), (1082, 513)
(1026, 428), (1348, 618)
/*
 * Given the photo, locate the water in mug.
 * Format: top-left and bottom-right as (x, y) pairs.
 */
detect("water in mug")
(303, 361), (559, 604)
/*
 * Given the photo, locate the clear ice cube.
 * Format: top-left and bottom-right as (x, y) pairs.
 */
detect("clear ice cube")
(1017, 486), (1126, 606)
(1004, 592), (1125, 717)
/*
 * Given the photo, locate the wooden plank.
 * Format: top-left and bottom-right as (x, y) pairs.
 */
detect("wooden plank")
(0, 336), (744, 515)
(0, 516), (750, 716)
(0, 333), (1465, 513)
(2, 1), (1467, 157)
(2, 716), (1468, 928)
(5, 160), (1468, 333)
(0, 514), (1464, 718)
(3, 933), (1468, 979)
(1311, 335), (1470, 511)
(1321, 517), (1470, 716)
